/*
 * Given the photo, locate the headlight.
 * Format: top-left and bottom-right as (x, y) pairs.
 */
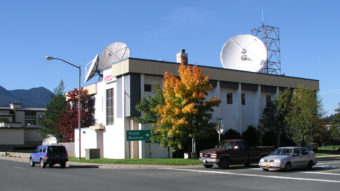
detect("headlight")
(273, 159), (281, 165)
(211, 153), (218, 159)
(260, 158), (264, 163)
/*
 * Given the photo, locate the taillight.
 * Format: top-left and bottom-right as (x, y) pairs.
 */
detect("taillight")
(45, 154), (48, 159)
(199, 153), (203, 158)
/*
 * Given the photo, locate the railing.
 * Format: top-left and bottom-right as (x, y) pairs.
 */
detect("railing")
(0, 122), (22, 128)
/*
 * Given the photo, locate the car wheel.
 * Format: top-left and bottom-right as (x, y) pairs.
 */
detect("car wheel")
(203, 164), (213, 168)
(40, 159), (46, 168)
(218, 157), (230, 169)
(60, 162), (66, 168)
(49, 163), (54, 168)
(30, 158), (35, 167)
(306, 161), (313, 170)
(285, 162), (291, 172)
(262, 168), (269, 171)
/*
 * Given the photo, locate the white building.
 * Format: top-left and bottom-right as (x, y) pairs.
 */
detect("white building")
(76, 57), (319, 159)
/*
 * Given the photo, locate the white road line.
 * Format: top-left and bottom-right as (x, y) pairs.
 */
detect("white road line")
(303, 172), (340, 176)
(317, 161), (340, 165)
(14, 167), (26, 170)
(161, 168), (340, 184)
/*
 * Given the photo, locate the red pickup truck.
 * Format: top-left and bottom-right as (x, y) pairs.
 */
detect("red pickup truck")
(199, 139), (275, 169)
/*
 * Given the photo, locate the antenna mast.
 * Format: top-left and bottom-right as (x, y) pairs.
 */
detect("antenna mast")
(251, 15), (281, 75)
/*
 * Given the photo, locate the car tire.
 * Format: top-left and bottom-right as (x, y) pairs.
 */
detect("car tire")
(262, 168), (269, 171)
(218, 157), (230, 169)
(30, 158), (35, 167)
(203, 164), (213, 168)
(40, 159), (46, 168)
(49, 163), (54, 168)
(60, 162), (66, 168)
(284, 162), (291, 172)
(306, 161), (313, 170)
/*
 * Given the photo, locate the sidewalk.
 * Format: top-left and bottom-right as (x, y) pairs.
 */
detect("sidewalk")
(0, 153), (201, 169)
(1, 152), (340, 169)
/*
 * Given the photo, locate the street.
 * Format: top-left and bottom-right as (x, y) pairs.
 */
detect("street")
(1, 158), (340, 191)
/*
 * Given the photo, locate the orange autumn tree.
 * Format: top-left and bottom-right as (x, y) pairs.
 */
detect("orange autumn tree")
(153, 63), (220, 151)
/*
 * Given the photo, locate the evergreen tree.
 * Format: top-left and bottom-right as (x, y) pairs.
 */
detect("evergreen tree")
(135, 84), (164, 124)
(39, 81), (67, 140)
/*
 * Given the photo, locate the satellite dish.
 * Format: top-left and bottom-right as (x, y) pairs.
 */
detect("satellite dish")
(98, 42), (130, 71)
(220, 34), (267, 72)
(84, 54), (99, 83)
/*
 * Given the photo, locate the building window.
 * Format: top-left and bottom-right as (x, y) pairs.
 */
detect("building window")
(144, 84), (152, 92)
(25, 111), (36, 126)
(241, 93), (246, 105)
(266, 95), (271, 105)
(227, 93), (233, 104)
(106, 88), (114, 125)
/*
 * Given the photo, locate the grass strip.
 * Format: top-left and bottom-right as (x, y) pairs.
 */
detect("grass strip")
(69, 157), (201, 165)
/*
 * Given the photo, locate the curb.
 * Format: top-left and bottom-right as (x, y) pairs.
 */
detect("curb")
(316, 155), (340, 159)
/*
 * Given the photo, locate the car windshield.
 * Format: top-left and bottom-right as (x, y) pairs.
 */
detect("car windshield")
(48, 146), (66, 153)
(271, 148), (293, 155)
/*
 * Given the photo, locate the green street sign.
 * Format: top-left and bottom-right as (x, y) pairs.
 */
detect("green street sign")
(126, 130), (151, 141)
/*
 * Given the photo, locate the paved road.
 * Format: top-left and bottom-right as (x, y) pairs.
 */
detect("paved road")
(1, 158), (340, 191)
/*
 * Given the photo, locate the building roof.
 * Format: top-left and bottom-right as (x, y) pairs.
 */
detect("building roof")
(0, 107), (46, 112)
(108, 58), (319, 90)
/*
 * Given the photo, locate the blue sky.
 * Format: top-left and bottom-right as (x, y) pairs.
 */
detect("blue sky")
(0, 0), (339, 115)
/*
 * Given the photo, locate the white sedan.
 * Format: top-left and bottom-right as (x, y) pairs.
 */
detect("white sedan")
(259, 147), (317, 172)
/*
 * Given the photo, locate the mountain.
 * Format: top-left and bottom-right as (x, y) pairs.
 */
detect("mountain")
(0, 86), (52, 108)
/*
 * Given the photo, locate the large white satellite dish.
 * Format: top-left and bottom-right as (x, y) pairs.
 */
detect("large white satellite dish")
(84, 54), (99, 83)
(220, 34), (267, 72)
(98, 42), (130, 71)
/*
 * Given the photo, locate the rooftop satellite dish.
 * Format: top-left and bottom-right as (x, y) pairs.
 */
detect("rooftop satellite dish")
(84, 54), (99, 83)
(98, 42), (130, 71)
(220, 34), (267, 72)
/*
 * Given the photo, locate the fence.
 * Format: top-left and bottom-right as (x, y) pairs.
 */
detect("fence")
(60, 142), (75, 157)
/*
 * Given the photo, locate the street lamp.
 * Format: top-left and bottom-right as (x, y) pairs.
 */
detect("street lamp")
(46, 56), (82, 160)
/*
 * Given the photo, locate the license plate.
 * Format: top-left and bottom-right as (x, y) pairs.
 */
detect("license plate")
(265, 163), (270, 167)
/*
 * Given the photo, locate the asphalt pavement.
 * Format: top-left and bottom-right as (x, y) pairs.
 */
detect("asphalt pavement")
(2, 155), (340, 191)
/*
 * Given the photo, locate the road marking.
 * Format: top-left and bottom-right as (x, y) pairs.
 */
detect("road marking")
(161, 168), (340, 184)
(317, 161), (340, 165)
(14, 167), (26, 170)
(303, 171), (340, 176)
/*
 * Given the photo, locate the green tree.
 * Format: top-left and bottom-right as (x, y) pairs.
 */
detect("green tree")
(39, 81), (67, 140)
(259, 100), (281, 146)
(135, 84), (164, 124)
(330, 103), (340, 144)
(286, 86), (322, 146)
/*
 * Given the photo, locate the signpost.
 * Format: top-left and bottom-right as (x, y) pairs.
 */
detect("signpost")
(126, 130), (151, 141)
(216, 117), (224, 143)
